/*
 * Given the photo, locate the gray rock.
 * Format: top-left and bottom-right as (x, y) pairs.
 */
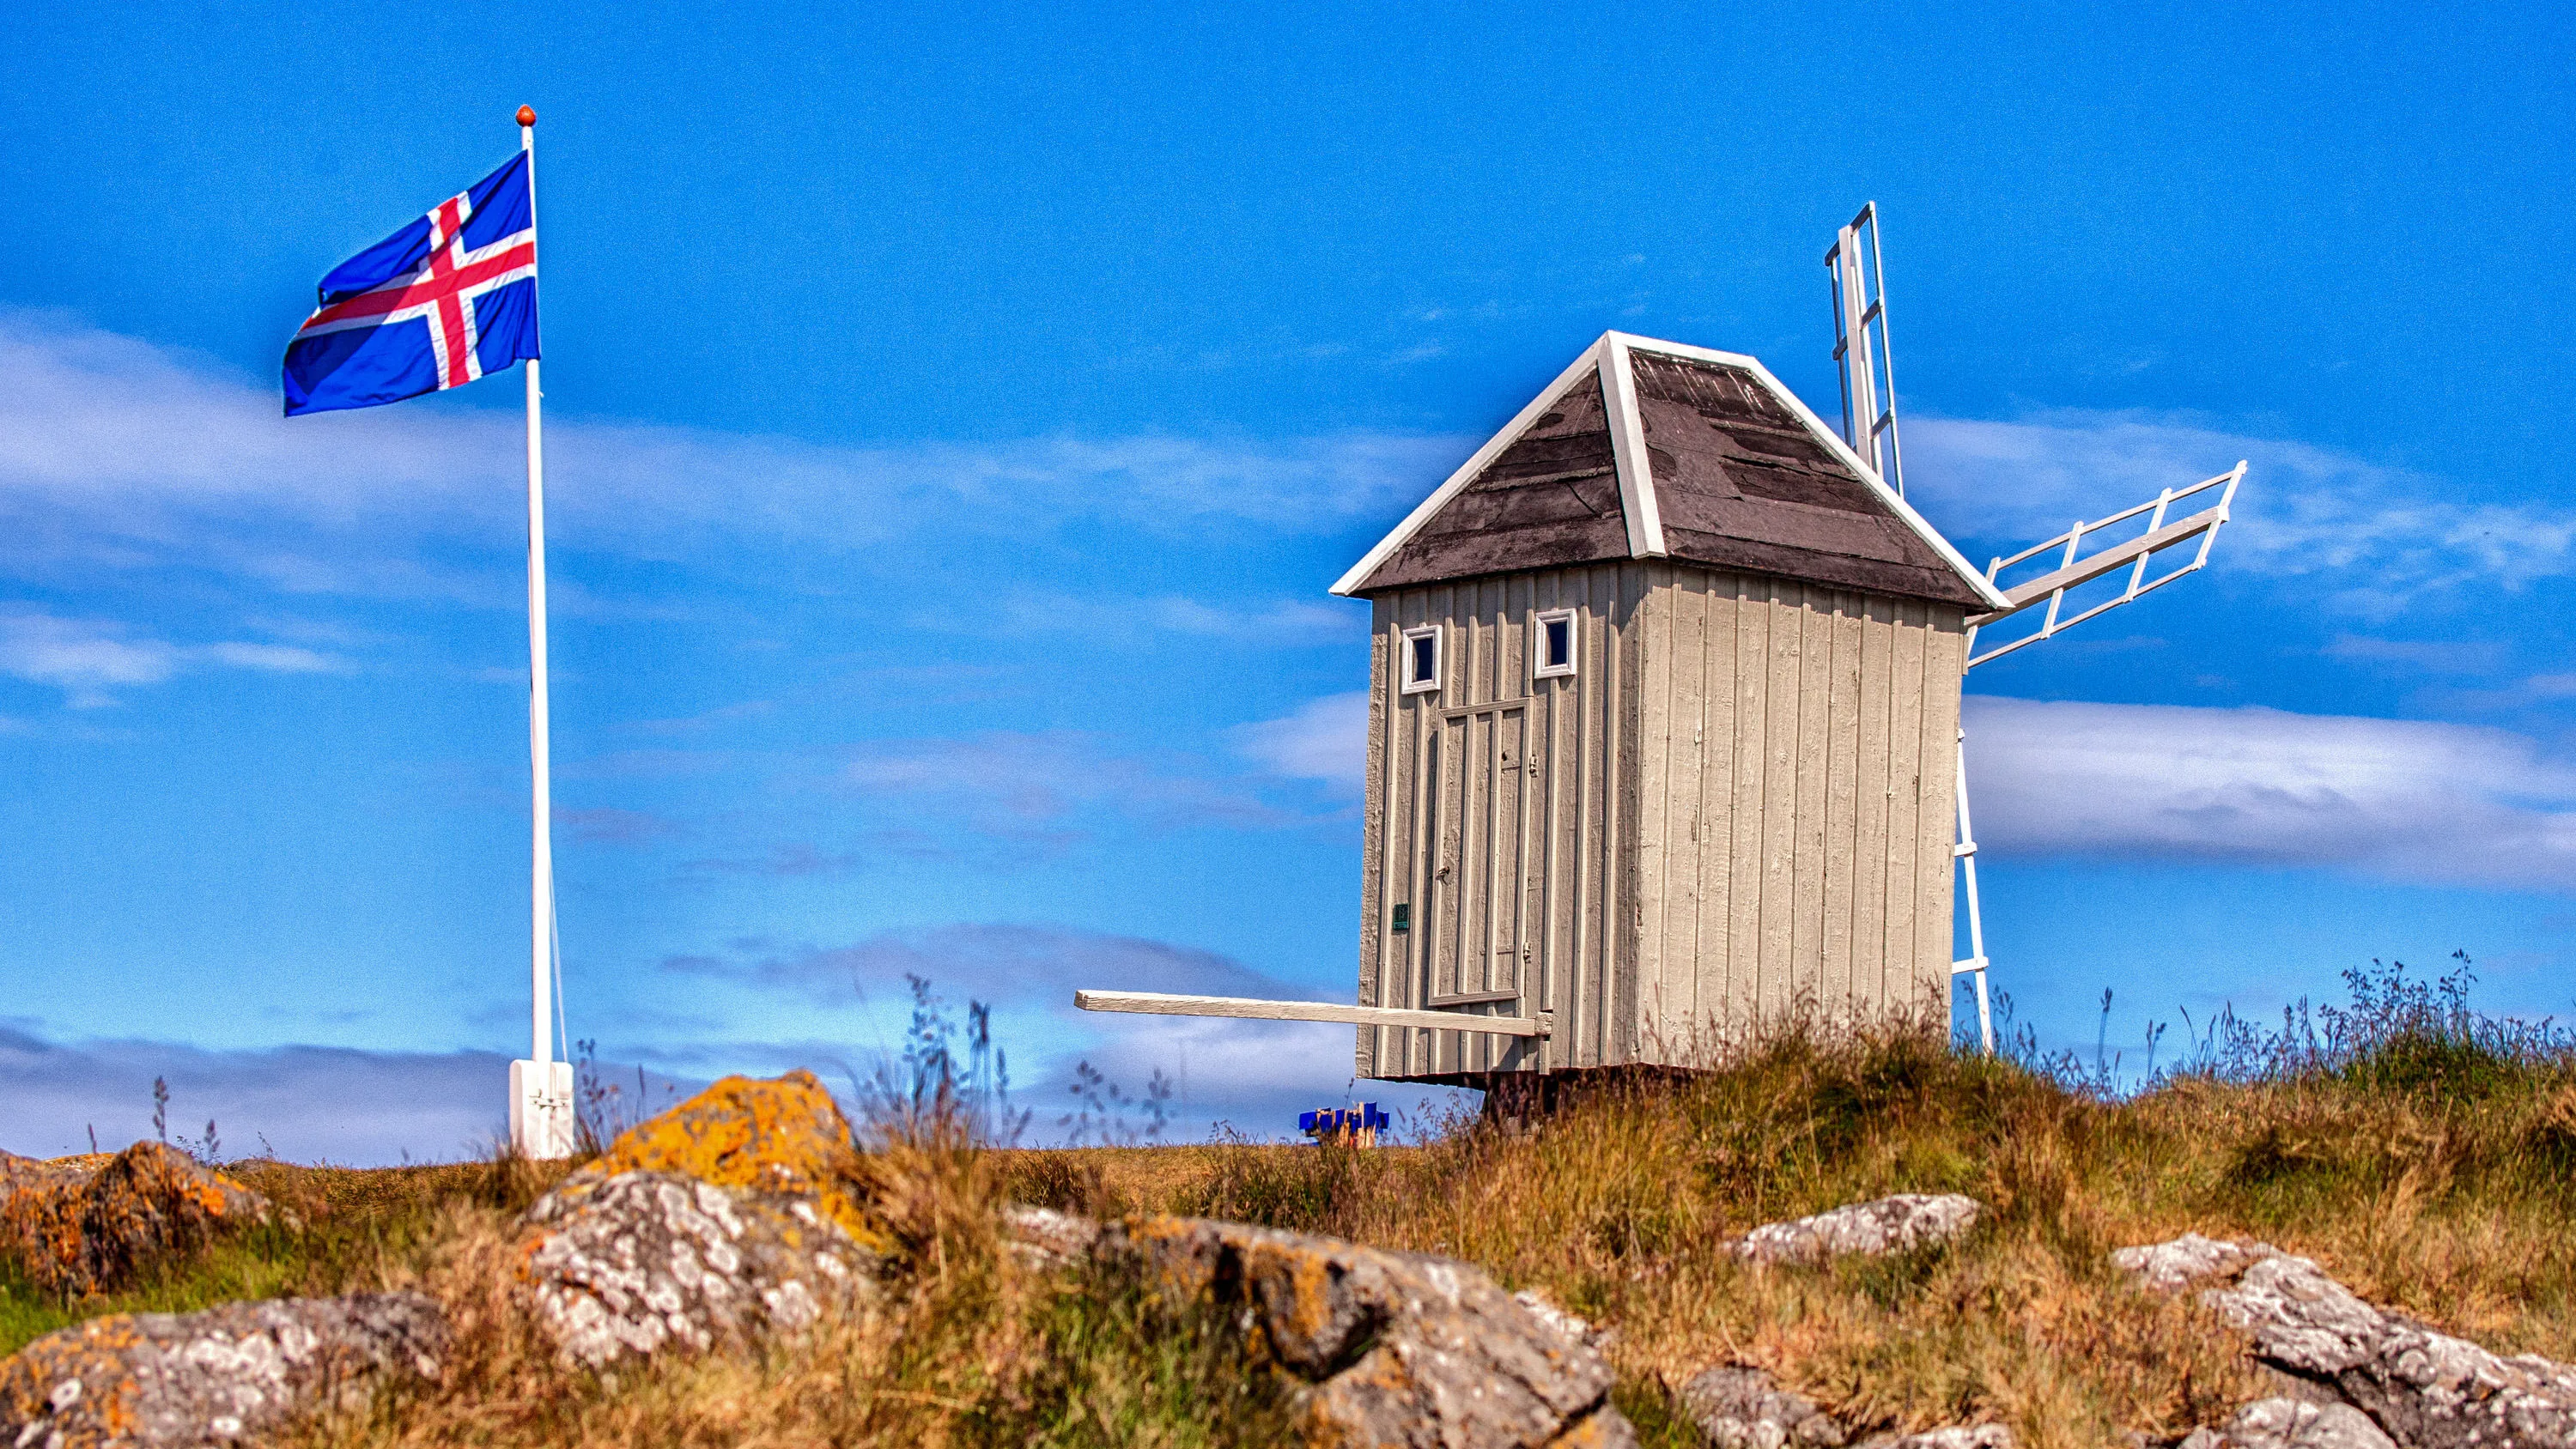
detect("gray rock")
(0, 1142), (275, 1298)
(2202, 1397), (2398, 1449)
(1728, 1195), (1984, 1266)
(1855, 1429), (2014, 1449)
(1514, 1288), (1614, 1352)
(0, 1292), (446, 1448)
(1003, 1203), (1103, 1269)
(1680, 1364), (1845, 1447)
(1018, 1212), (1637, 1449)
(2111, 1233), (2280, 1294)
(2115, 1233), (2576, 1448)
(517, 1168), (880, 1367)
(2203, 1252), (2576, 1449)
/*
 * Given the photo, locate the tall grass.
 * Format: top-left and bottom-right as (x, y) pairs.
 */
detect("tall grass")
(0, 1155), (570, 1358)
(11, 958), (2569, 1449)
(1012, 960), (2576, 1449)
(300, 1082), (1291, 1449)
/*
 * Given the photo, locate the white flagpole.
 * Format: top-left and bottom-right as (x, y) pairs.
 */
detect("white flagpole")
(510, 104), (570, 1158)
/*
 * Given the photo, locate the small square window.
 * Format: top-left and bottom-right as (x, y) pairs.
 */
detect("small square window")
(1533, 609), (1577, 678)
(1400, 625), (1442, 694)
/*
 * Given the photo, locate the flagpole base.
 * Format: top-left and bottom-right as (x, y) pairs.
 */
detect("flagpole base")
(510, 1059), (576, 1160)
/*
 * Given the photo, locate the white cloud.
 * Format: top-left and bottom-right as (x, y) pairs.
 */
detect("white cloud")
(0, 1025), (513, 1165)
(0, 608), (350, 706)
(0, 309), (1464, 591)
(920, 590), (1361, 645)
(1066, 1011), (1470, 1143)
(17, 310), (2573, 628)
(840, 730), (1295, 833)
(664, 921), (1322, 1009)
(658, 924), (1467, 1143)
(2320, 634), (2507, 674)
(1906, 411), (2576, 610)
(1234, 690), (1369, 789)
(1965, 694), (2576, 892)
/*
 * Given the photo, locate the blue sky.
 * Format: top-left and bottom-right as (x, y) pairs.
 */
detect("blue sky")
(5, 2), (2574, 1162)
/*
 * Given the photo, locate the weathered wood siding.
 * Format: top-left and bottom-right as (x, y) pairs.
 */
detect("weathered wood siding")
(1629, 567), (1963, 1061)
(1356, 563), (1644, 1079)
(1357, 562), (1963, 1084)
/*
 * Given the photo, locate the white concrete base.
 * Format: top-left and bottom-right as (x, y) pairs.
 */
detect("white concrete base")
(510, 1058), (577, 1160)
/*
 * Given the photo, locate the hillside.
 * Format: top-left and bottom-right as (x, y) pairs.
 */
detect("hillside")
(3, 962), (2573, 1447)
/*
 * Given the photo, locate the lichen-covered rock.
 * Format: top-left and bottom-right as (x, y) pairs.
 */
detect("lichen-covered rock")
(568, 1068), (886, 1252)
(1004, 1204), (1103, 1269)
(1855, 1428), (2014, 1449)
(2111, 1234), (2281, 1294)
(1515, 1288), (1613, 1352)
(1726, 1195), (1982, 1266)
(0, 1143), (270, 1297)
(1037, 1212), (1636, 1449)
(2208, 1254), (2576, 1448)
(0, 1292), (445, 1447)
(1681, 1364), (1846, 1447)
(516, 1169), (881, 1368)
(2117, 1234), (2576, 1449)
(2174, 1397), (2397, 1449)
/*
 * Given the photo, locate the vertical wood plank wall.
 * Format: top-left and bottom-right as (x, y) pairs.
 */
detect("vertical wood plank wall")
(1629, 569), (1965, 1063)
(1357, 563), (1643, 1079)
(1355, 564), (1964, 1084)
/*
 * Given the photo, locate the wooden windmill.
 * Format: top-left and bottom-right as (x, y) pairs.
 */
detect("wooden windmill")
(1078, 203), (2242, 1087)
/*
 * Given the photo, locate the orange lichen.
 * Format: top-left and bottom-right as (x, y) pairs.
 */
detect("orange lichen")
(550, 1070), (889, 1252)
(0, 1313), (152, 1441)
(0, 1142), (268, 1297)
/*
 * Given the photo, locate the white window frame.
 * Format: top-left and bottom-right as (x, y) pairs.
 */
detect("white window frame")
(1399, 624), (1443, 695)
(1532, 609), (1577, 678)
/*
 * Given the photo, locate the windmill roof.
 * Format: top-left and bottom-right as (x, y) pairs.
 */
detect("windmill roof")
(1332, 333), (2009, 610)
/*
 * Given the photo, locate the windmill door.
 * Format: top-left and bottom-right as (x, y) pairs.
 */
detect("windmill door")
(1409, 698), (1551, 1058)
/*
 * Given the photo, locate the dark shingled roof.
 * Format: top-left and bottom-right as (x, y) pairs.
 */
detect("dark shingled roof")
(1341, 338), (1992, 608)
(1352, 370), (1630, 590)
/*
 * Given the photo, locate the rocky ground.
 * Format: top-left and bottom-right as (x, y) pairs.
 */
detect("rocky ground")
(2, 1018), (2572, 1447)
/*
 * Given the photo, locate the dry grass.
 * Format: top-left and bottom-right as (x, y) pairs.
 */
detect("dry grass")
(10, 961), (2573, 1448)
(285, 1104), (1292, 1449)
(0, 1152), (574, 1357)
(999, 1020), (2576, 1448)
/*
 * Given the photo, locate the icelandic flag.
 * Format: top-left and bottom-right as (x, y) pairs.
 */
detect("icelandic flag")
(283, 153), (538, 415)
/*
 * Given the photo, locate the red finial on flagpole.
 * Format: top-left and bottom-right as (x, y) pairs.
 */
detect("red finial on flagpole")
(516, 105), (536, 127)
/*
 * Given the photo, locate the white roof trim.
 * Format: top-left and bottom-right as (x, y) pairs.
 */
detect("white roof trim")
(1606, 332), (2013, 611)
(1598, 334), (1668, 558)
(1329, 338), (1610, 597)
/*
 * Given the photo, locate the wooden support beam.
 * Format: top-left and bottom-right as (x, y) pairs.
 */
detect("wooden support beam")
(1074, 990), (1551, 1038)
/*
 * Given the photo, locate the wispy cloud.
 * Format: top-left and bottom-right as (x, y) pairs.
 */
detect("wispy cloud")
(1966, 694), (2576, 892)
(1066, 1011), (1468, 1143)
(0, 309), (1466, 594)
(0, 607), (349, 706)
(678, 841), (873, 878)
(1907, 410), (2576, 611)
(19, 311), (2571, 627)
(2321, 634), (2508, 674)
(920, 591), (1361, 646)
(557, 806), (685, 846)
(0, 1025), (511, 1165)
(662, 922), (1322, 1009)
(841, 730), (1297, 834)
(1233, 690), (1369, 790)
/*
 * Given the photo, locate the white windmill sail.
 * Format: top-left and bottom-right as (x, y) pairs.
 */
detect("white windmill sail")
(1825, 203), (2245, 1053)
(1962, 464), (2244, 665)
